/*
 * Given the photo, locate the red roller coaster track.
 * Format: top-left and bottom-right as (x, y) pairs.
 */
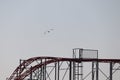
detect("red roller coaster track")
(8, 56), (120, 80)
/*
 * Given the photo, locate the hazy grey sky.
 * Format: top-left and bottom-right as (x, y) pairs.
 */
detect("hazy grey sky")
(0, 0), (120, 79)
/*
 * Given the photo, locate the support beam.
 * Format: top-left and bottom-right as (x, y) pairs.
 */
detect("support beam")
(96, 61), (99, 80)
(55, 62), (57, 80)
(92, 62), (94, 80)
(69, 61), (72, 80)
(30, 66), (32, 80)
(110, 62), (113, 80)
(58, 61), (60, 80)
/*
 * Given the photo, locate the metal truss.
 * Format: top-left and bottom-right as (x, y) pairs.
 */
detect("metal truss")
(7, 56), (120, 80)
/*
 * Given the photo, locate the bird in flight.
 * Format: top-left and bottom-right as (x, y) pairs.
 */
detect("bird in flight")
(44, 28), (54, 35)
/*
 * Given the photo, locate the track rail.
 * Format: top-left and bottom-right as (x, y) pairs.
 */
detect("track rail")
(8, 56), (120, 80)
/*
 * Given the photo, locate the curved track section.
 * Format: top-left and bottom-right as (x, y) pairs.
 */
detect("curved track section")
(8, 56), (120, 80)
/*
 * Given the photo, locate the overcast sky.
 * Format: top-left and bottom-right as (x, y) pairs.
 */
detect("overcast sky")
(0, 0), (120, 79)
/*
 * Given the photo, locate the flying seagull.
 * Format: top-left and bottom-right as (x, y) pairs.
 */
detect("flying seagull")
(44, 29), (54, 35)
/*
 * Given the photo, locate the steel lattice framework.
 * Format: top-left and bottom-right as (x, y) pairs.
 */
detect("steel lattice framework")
(7, 49), (120, 80)
(7, 57), (120, 80)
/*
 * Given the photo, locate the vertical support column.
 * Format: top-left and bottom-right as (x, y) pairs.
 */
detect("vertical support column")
(110, 62), (113, 80)
(92, 62), (95, 80)
(55, 61), (60, 80)
(43, 64), (45, 80)
(30, 66), (32, 80)
(79, 49), (83, 80)
(44, 59), (46, 80)
(96, 61), (99, 80)
(40, 59), (43, 80)
(77, 63), (79, 80)
(72, 48), (83, 80)
(55, 62), (57, 80)
(43, 59), (47, 80)
(73, 61), (75, 80)
(96, 50), (99, 80)
(69, 61), (72, 80)
(80, 62), (83, 80)
(73, 49), (75, 80)
(58, 61), (60, 80)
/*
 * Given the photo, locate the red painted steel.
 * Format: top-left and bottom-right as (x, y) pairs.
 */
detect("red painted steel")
(8, 56), (120, 80)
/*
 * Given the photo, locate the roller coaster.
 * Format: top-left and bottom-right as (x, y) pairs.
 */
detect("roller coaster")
(7, 48), (120, 80)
